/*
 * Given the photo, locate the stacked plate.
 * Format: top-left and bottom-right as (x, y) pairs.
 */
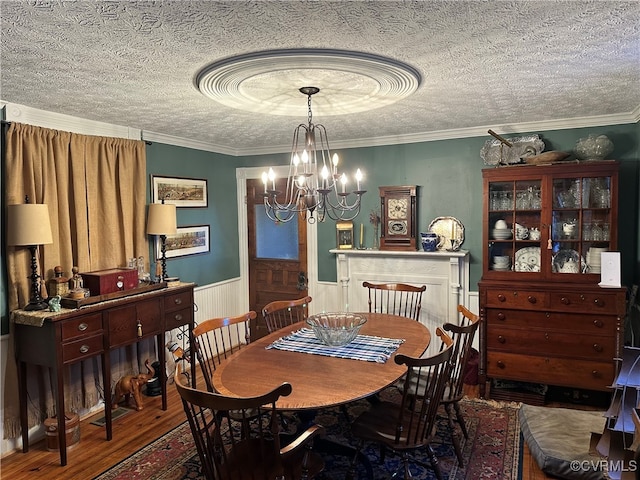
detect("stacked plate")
(491, 228), (512, 240)
(492, 255), (511, 271)
(586, 247), (608, 274)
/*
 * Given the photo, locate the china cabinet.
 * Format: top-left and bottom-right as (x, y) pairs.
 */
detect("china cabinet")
(478, 161), (626, 400)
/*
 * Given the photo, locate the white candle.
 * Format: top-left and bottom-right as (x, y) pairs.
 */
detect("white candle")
(355, 168), (363, 191)
(360, 223), (364, 246)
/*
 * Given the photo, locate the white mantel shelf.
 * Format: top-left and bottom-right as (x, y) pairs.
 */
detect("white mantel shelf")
(329, 249), (469, 258)
(330, 248), (470, 356)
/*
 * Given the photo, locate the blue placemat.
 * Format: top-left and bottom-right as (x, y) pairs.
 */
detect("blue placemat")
(266, 328), (404, 363)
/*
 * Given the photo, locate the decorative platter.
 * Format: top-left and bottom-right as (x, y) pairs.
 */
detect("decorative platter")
(428, 216), (464, 251)
(552, 249), (586, 274)
(481, 134), (545, 166)
(514, 246), (541, 272)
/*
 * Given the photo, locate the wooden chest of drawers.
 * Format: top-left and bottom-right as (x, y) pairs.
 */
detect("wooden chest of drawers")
(479, 281), (626, 397)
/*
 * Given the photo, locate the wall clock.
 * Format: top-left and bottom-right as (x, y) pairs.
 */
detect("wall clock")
(379, 185), (418, 251)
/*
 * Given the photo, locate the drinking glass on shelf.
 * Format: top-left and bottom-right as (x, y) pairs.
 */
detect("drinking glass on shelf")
(592, 223), (603, 241)
(602, 223), (610, 241)
(499, 192), (508, 210)
(582, 223), (592, 241)
(490, 191), (499, 210)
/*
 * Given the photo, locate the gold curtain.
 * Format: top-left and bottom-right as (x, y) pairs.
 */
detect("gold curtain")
(4, 123), (150, 438)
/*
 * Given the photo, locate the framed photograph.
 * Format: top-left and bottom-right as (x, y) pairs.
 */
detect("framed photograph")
(152, 175), (208, 207)
(336, 221), (354, 250)
(157, 225), (210, 259)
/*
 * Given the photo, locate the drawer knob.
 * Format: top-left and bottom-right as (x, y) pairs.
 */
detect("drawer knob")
(497, 294), (506, 302)
(545, 333), (549, 340)
(497, 312), (506, 321)
(593, 319), (604, 328)
(174, 313), (183, 321)
(80, 345), (90, 354)
(174, 298), (182, 305)
(527, 295), (537, 304)
(497, 335), (506, 344)
(561, 297), (570, 305)
(593, 298), (603, 307)
(593, 343), (603, 352)
(592, 370), (600, 377)
(137, 321), (142, 338)
(78, 323), (88, 331)
(496, 360), (505, 369)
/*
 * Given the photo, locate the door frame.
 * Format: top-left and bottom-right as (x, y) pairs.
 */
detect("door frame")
(236, 166), (318, 313)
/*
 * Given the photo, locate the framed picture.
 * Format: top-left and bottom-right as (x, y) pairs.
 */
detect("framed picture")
(152, 175), (208, 207)
(157, 225), (210, 259)
(336, 221), (354, 250)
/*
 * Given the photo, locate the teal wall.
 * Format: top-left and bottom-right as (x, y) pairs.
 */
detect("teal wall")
(145, 143), (241, 286)
(147, 124), (640, 290)
(2, 122), (639, 334)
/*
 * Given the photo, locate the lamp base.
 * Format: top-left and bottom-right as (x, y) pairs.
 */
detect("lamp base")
(24, 299), (50, 311)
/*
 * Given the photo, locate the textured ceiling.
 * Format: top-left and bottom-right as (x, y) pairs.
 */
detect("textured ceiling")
(1, 1), (639, 156)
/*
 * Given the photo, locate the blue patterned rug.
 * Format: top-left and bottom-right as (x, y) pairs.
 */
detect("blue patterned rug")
(94, 393), (522, 480)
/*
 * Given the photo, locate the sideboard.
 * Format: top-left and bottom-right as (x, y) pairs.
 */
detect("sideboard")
(330, 249), (469, 356)
(12, 282), (195, 466)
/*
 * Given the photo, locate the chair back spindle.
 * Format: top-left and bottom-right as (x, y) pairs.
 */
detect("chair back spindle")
(262, 296), (312, 333)
(362, 282), (426, 321)
(192, 311), (256, 392)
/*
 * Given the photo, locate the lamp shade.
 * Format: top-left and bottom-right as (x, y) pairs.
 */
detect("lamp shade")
(7, 203), (54, 246)
(146, 203), (177, 235)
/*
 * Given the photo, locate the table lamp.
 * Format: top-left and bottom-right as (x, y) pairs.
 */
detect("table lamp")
(7, 198), (54, 311)
(146, 200), (177, 282)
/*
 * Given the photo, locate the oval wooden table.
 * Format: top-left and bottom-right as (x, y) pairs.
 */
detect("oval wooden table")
(212, 312), (431, 410)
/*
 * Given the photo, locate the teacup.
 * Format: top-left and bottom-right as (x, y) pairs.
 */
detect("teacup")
(529, 227), (541, 241)
(562, 220), (577, 237)
(513, 223), (529, 240)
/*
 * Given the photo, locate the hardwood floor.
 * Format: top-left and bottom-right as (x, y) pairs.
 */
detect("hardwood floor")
(0, 380), (583, 479)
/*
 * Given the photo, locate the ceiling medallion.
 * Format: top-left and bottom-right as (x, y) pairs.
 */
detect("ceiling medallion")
(196, 49), (421, 116)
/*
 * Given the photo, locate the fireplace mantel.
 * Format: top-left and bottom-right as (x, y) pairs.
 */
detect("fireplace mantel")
(330, 249), (469, 352)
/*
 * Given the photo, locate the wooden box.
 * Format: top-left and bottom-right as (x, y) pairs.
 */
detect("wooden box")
(82, 268), (138, 296)
(44, 413), (80, 451)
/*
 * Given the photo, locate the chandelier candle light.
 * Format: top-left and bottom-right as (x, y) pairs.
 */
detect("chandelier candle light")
(262, 87), (365, 223)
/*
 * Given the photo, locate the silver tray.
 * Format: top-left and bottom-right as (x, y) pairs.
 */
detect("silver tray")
(481, 134), (545, 166)
(428, 216), (464, 251)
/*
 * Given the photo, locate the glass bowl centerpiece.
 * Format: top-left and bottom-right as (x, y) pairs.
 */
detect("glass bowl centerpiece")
(306, 313), (367, 346)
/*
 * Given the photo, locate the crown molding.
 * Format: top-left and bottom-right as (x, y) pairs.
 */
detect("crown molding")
(2, 102), (141, 140)
(141, 130), (240, 156)
(2, 101), (637, 156)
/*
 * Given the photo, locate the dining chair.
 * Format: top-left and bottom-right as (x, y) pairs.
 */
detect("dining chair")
(192, 311), (256, 392)
(439, 305), (480, 467)
(174, 363), (326, 480)
(404, 304), (480, 467)
(347, 328), (454, 480)
(262, 296), (312, 333)
(362, 281), (426, 321)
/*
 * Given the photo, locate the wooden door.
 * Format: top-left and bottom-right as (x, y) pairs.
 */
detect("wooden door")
(247, 178), (308, 340)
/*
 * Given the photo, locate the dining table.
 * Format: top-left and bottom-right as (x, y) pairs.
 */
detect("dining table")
(212, 312), (431, 410)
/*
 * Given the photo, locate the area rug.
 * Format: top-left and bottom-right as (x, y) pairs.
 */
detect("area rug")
(93, 395), (522, 480)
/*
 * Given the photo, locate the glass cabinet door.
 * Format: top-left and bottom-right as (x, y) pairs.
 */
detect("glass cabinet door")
(551, 175), (612, 277)
(488, 179), (543, 274)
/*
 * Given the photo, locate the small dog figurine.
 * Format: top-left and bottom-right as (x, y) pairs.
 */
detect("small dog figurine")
(113, 359), (155, 411)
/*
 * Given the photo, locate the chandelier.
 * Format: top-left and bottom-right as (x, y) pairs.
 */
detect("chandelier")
(262, 87), (365, 223)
